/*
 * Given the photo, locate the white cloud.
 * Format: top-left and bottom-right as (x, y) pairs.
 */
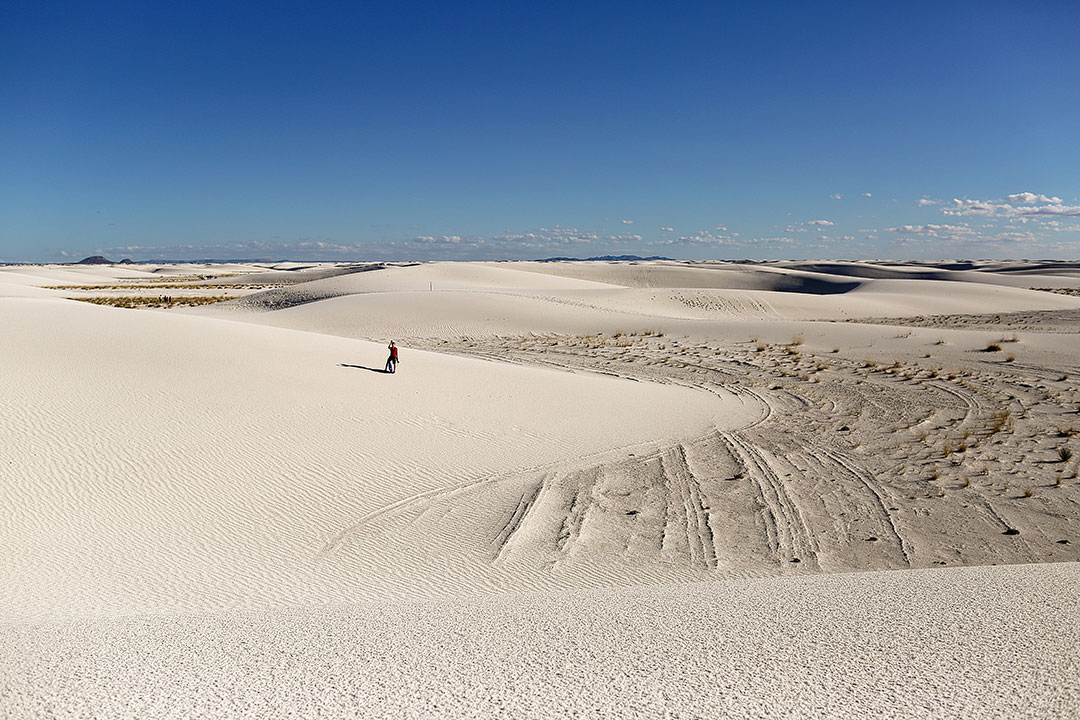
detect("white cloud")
(621, 219), (634, 225)
(829, 193), (843, 200)
(407, 235), (479, 247)
(883, 221), (1074, 249)
(807, 220), (835, 227)
(943, 194), (1080, 218)
(862, 192), (872, 198)
(647, 230), (795, 249)
(659, 226), (674, 232)
(1005, 192), (1063, 205)
(649, 230), (737, 247)
(89, 225), (651, 263)
(390, 226), (648, 258)
(917, 198), (938, 206)
(745, 236), (797, 246)
(885, 223), (977, 241)
(994, 231), (1041, 243)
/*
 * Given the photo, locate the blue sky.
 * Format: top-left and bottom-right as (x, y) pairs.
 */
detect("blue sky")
(2, 1), (1079, 262)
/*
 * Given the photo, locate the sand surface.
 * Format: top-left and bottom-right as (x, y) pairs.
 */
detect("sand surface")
(2, 259), (1079, 717)
(4, 563), (1078, 720)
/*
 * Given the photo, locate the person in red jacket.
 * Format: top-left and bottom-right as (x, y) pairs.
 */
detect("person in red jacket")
(385, 341), (399, 373)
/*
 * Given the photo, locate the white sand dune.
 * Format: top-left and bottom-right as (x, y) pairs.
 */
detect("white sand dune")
(211, 261), (1080, 345)
(513, 258), (1080, 289)
(3, 563), (1077, 719)
(2, 260), (1079, 718)
(0, 296), (743, 619)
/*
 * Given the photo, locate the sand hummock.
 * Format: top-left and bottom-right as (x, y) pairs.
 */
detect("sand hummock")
(2, 259), (1079, 718)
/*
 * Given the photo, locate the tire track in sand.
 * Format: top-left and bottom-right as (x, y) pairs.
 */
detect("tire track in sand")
(719, 431), (820, 568)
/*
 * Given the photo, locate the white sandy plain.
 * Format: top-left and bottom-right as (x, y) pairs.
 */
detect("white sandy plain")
(2, 259), (1080, 718)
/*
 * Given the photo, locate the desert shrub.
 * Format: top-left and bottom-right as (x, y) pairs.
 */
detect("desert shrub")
(73, 295), (234, 309)
(990, 410), (1011, 434)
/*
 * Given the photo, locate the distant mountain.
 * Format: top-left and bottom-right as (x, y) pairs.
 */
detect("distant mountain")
(76, 256), (112, 264)
(536, 255), (674, 262)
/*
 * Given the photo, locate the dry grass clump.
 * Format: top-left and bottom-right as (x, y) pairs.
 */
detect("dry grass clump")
(983, 342), (1002, 352)
(990, 410), (1012, 434)
(1060, 447), (1074, 463)
(73, 295), (233, 309)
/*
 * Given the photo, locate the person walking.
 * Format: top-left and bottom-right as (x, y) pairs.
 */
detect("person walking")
(385, 341), (399, 373)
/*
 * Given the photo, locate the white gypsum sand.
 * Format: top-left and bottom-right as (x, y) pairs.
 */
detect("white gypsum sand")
(3, 563), (1078, 720)
(2, 259), (1079, 718)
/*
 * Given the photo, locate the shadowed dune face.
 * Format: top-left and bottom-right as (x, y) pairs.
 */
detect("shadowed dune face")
(758, 272), (860, 294)
(775, 262), (959, 281)
(508, 261), (864, 294)
(204, 263), (385, 287)
(776, 261), (1080, 286)
(982, 261), (1080, 276)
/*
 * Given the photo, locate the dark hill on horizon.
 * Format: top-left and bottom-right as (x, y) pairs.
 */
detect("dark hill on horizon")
(536, 255), (674, 262)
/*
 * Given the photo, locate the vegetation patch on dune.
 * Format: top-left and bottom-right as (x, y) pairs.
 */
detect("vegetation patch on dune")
(72, 295), (234, 309)
(47, 281), (294, 291)
(1036, 287), (1080, 297)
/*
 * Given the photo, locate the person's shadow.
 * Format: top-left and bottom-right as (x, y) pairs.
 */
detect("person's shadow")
(339, 363), (391, 374)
